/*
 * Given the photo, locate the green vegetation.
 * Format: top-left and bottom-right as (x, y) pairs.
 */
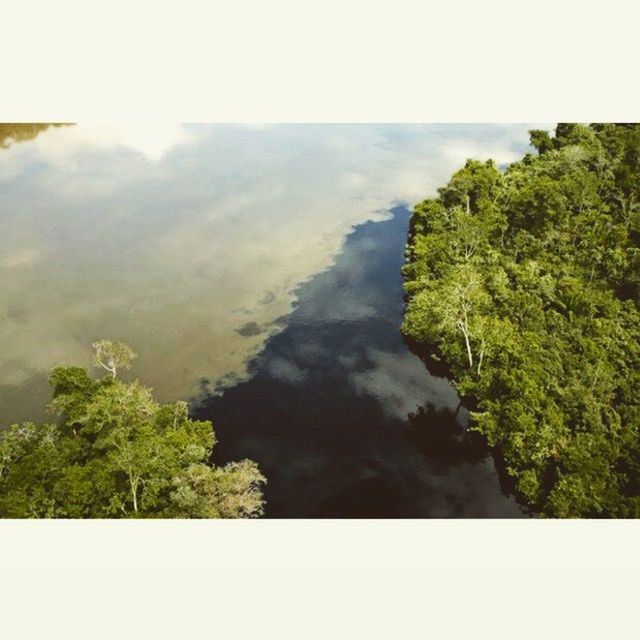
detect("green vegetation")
(0, 341), (265, 518)
(402, 124), (640, 517)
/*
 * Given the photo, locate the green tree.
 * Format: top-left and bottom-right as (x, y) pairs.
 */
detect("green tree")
(529, 129), (553, 155)
(92, 339), (136, 379)
(0, 342), (265, 518)
(403, 123), (640, 517)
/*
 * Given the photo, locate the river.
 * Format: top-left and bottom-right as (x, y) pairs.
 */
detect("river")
(196, 206), (524, 516)
(0, 123), (541, 516)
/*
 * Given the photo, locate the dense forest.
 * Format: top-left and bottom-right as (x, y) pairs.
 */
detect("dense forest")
(0, 341), (265, 518)
(403, 124), (640, 517)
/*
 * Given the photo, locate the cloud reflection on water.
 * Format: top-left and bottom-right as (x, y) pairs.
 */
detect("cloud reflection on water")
(0, 123), (546, 424)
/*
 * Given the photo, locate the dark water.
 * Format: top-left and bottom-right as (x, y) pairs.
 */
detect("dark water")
(195, 206), (525, 517)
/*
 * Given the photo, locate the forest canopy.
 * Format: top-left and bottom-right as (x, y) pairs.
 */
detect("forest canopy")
(402, 123), (640, 517)
(0, 341), (265, 518)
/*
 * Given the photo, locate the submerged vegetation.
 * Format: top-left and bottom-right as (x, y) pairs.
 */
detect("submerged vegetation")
(0, 341), (265, 518)
(403, 124), (640, 517)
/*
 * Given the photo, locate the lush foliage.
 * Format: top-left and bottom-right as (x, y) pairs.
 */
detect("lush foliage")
(0, 341), (265, 518)
(403, 124), (640, 517)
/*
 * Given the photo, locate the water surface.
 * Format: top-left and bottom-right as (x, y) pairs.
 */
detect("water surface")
(197, 207), (524, 517)
(0, 123), (542, 424)
(0, 123), (541, 516)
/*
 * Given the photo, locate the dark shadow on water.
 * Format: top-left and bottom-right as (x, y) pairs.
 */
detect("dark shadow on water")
(194, 206), (525, 518)
(405, 405), (487, 468)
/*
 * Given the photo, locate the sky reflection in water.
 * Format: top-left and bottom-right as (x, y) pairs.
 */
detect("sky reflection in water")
(198, 208), (524, 517)
(0, 123), (543, 426)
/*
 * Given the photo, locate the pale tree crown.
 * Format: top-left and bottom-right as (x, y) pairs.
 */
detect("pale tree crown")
(92, 339), (137, 379)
